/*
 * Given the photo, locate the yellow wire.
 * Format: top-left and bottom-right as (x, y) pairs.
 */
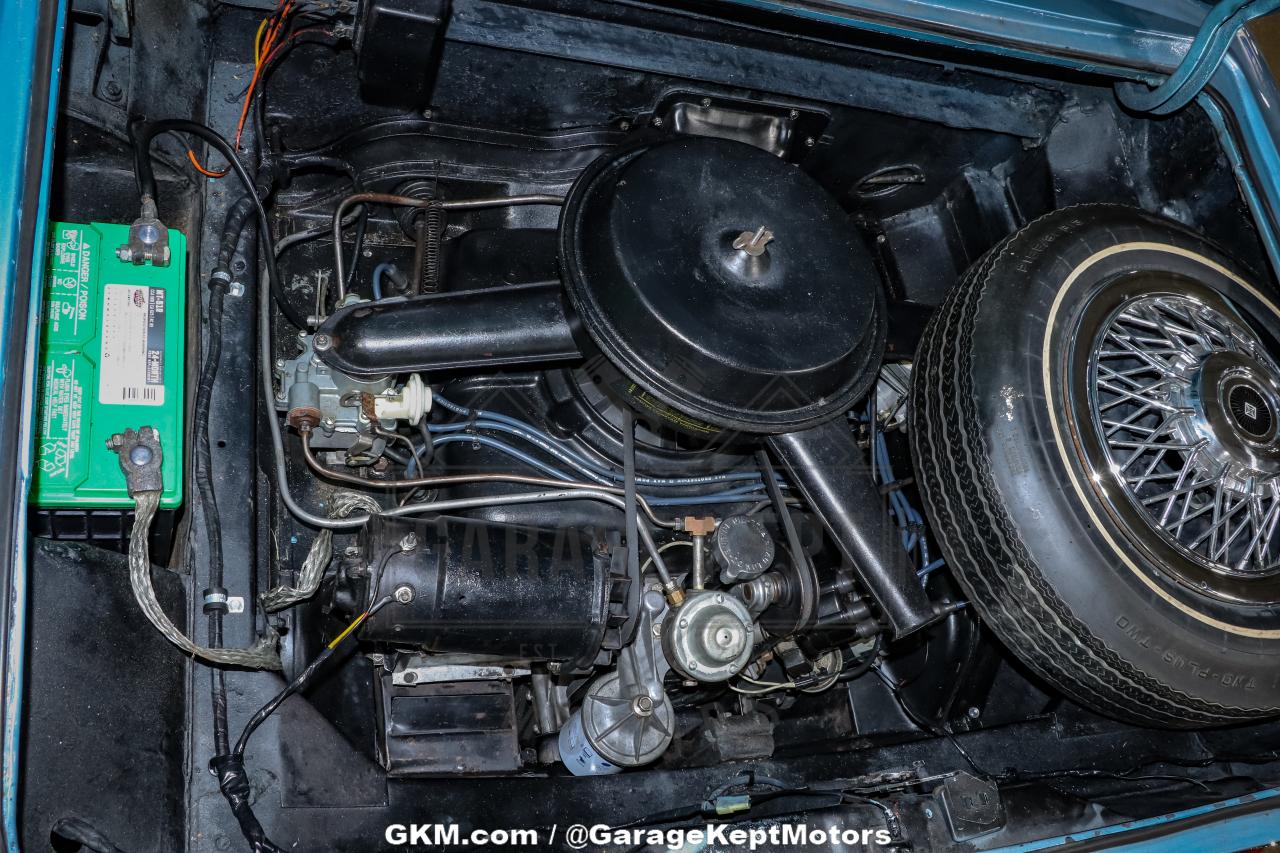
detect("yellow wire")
(253, 17), (270, 65)
(327, 610), (370, 649)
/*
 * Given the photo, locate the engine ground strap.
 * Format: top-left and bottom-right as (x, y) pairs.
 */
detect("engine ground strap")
(259, 490), (381, 612)
(109, 427), (281, 670)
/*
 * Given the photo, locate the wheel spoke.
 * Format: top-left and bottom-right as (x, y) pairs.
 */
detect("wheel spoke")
(1096, 376), (1180, 413)
(1103, 333), (1191, 381)
(1111, 411), (1190, 473)
(1236, 496), (1280, 572)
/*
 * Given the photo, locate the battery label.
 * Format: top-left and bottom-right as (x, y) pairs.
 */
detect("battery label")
(45, 225), (93, 345)
(99, 283), (166, 406)
(36, 353), (88, 484)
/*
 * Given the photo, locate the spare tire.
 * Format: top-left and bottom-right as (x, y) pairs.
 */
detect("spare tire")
(910, 204), (1280, 727)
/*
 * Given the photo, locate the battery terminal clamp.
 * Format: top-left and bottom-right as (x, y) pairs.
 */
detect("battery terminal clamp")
(107, 426), (163, 496)
(116, 195), (172, 266)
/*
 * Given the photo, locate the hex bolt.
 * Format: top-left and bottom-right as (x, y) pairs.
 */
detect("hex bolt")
(394, 585), (415, 604)
(400, 532), (418, 552)
(313, 333), (332, 351)
(966, 706), (981, 720)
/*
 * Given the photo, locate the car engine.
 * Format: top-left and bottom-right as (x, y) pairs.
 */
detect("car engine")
(20, 0), (1280, 850)
(267, 130), (940, 778)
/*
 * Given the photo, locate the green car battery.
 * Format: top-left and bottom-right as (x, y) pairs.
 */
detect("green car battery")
(31, 220), (185, 510)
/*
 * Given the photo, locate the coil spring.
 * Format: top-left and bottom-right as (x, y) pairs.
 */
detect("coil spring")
(418, 202), (444, 294)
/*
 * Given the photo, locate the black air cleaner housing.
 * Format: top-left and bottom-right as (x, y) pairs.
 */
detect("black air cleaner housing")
(559, 136), (885, 434)
(316, 137), (886, 436)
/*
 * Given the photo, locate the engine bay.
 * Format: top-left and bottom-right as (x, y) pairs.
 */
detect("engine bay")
(23, 0), (1280, 850)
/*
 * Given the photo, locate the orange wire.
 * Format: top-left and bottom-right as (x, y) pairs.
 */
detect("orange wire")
(233, 25), (335, 152)
(265, 1), (293, 45)
(234, 1), (295, 149)
(259, 1), (293, 73)
(232, 62), (268, 149)
(186, 149), (228, 179)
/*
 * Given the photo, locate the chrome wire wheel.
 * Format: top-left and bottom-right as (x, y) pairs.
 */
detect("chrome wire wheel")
(1073, 275), (1280, 604)
(914, 206), (1280, 726)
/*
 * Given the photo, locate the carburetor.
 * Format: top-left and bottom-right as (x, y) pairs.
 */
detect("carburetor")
(276, 333), (431, 463)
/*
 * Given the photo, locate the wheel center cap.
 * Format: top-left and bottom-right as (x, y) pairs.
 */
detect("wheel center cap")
(1226, 382), (1274, 439)
(1194, 354), (1280, 457)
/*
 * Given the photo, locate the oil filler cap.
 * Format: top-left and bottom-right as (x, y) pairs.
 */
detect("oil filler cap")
(559, 136), (885, 434)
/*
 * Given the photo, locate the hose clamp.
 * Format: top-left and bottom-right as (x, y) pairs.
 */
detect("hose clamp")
(209, 267), (233, 292)
(203, 586), (230, 614)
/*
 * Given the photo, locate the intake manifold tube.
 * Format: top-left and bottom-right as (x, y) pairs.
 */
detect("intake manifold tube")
(766, 419), (947, 638)
(312, 280), (582, 378)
